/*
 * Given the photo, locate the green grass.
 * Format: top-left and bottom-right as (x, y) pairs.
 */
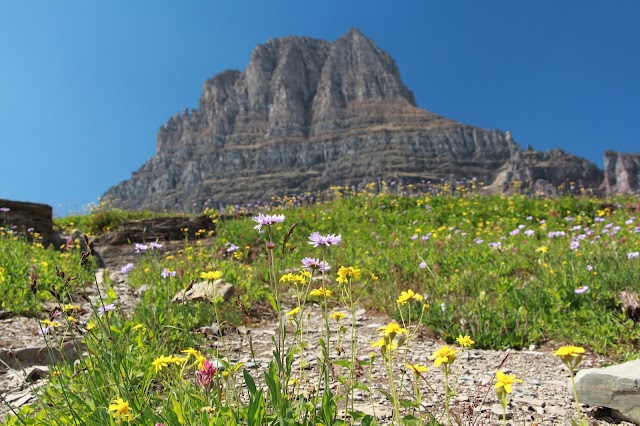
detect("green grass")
(2, 188), (639, 425)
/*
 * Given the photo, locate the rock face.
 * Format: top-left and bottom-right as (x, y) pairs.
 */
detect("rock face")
(603, 151), (640, 195)
(573, 359), (640, 424)
(0, 199), (55, 247)
(103, 29), (604, 212)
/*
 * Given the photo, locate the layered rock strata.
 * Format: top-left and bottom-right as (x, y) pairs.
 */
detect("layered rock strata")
(103, 29), (606, 212)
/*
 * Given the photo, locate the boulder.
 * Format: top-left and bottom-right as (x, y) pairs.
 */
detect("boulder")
(172, 279), (234, 303)
(0, 199), (54, 247)
(573, 359), (640, 424)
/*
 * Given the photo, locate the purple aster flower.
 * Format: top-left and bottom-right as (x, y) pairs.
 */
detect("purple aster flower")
(308, 232), (342, 247)
(252, 213), (285, 232)
(626, 218), (635, 225)
(539, 219), (546, 224)
(569, 240), (580, 250)
(574, 286), (589, 294)
(149, 242), (163, 250)
(422, 233), (432, 241)
(628, 252), (639, 259)
(509, 229), (520, 236)
(39, 326), (53, 335)
(594, 217), (605, 223)
(474, 238), (484, 244)
(488, 242), (501, 248)
(226, 243), (239, 253)
(410, 235), (418, 240)
(524, 229), (535, 237)
(134, 243), (148, 253)
(301, 257), (330, 272)
(419, 261), (427, 269)
(27, 227), (35, 233)
(120, 263), (134, 274)
(98, 303), (116, 317)
(526, 216), (533, 221)
(586, 265), (593, 271)
(161, 268), (176, 278)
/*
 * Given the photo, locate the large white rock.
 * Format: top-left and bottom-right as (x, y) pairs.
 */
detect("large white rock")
(573, 359), (640, 424)
(172, 279), (234, 303)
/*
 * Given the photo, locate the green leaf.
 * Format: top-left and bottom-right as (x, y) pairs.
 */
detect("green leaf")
(399, 399), (419, 408)
(353, 381), (371, 393)
(378, 389), (395, 404)
(243, 369), (257, 395)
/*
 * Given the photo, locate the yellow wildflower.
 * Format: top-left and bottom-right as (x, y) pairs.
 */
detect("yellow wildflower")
(108, 397), (134, 422)
(370, 273), (379, 281)
(535, 246), (548, 253)
(132, 323), (145, 331)
(430, 346), (457, 367)
(309, 287), (331, 298)
(377, 322), (408, 337)
(151, 355), (172, 373)
(336, 266), (361, 284)
(456, 335), (475, 347)
(86, 321), (95, 331)
(404, 363), (429, 374)
(286, 307), (300, 317)
(200, 270), (222, 281)
(494, 370), (522, 394)
(554, 345), (585, 369)
(329, 311), (347, 321)
(396, 289), (424, 305)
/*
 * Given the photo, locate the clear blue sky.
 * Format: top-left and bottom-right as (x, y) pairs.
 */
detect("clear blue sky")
(2, 1), (639, 216)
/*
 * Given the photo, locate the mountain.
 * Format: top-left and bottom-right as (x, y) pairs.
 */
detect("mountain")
(103, 29), (608, 212)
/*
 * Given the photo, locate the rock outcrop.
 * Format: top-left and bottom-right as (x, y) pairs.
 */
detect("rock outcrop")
(0, 199), (55, 247)
(103, 29), (604, 212)
(574, 359), (640, 424)
(603, 151), (640, 195)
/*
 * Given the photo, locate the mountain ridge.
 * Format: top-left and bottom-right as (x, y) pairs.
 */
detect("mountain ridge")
(103, 29), (634, 212)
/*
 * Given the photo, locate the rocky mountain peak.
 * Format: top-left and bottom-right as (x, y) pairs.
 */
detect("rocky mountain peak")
(104, 29), (608, 212)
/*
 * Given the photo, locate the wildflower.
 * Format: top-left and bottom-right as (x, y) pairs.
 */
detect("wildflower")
(132, 323), (145, 331)
(336, 266), (361, 284)
(200, 270), (222, 281)
(62, 303), (79, 312)
(535, 246), (548, 253)
(308, 231), (342, 247)
(404, 363), (429, 374)
(86, 321), (96, 331)
(524, 229), (535, 236)
(280, 272), (308, 285)
(396, 289), (424, 305)
(574, 286), (589, 294)
(430, 346), (457, 367)
(456, 335), (475, 347)
(226, 243), (239, 253)
(494, 370), (522, 394)
(301, 257), (331, 272)
(152, 355), (172, 373)
(161, 268), (176, 278)
(554, 345), (585, 366)
(509, 229), (520, 236)
(149, 242), (163, 250)
(329, 311), (347, 321)
(370, 338), (397, 352)
(488, 242), (501, 248)
(285, 307), (300, 317)
(196, 359), (218, 388)
(98, 303), (116, 317)
(586, 265), (593, 271)
(419, 261), (427, 269)
(627, 251), (639, 259)
(109, 397), (134, 422)
(252, 213), (285, 232)
(370, 273), (379, 281)
(377, 322), (408, 337)
(134, 243), (148, 253)
(309, 287), (332, 298)
(570, 240), (580, 250)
